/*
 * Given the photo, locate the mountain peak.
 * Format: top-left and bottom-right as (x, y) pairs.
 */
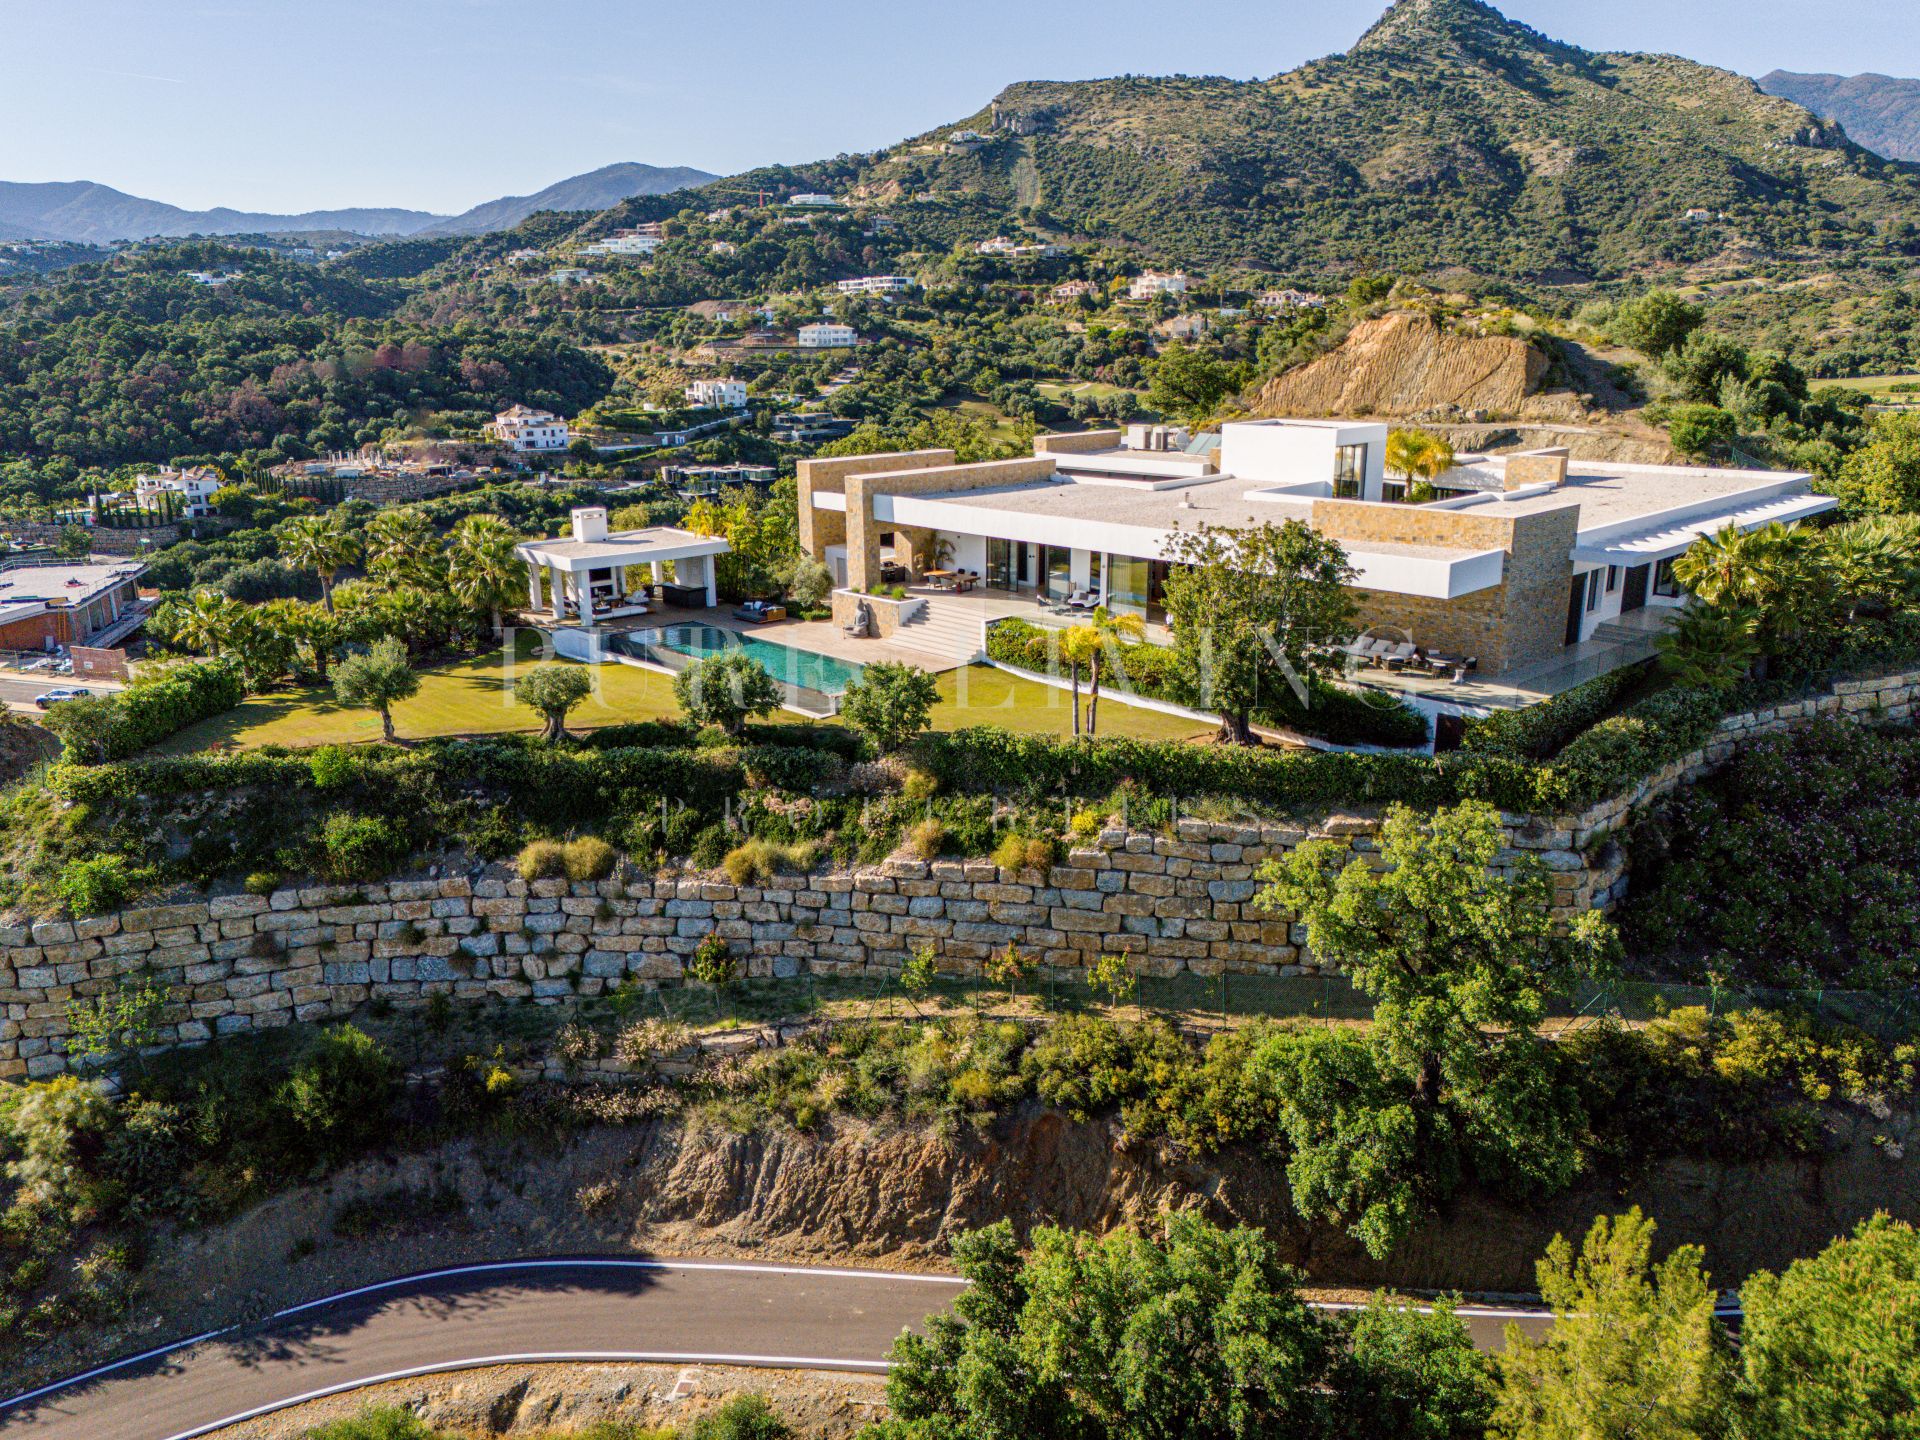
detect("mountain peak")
(1352, 0), (1576, 64)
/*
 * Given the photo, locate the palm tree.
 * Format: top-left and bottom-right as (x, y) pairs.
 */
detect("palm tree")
(447, 514), (524, 635)
(1057, 623), (1098, 737)
(1080, 606), (1147, 736)
(172, 589), (246, 658)
(1672, 523), (1775, 608)
(1820, 521), (1920, 622)
(276, 515), (360, 612)
(363, 507), (444, 590)
(1384, 430), (1454, 501)
(1656, 603), (1763, 692)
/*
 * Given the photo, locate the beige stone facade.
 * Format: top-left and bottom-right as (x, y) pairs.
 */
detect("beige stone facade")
(1313, 496), (1579, 672)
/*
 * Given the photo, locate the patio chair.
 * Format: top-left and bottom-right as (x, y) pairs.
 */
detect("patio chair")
(1065, 588), (1097, 610)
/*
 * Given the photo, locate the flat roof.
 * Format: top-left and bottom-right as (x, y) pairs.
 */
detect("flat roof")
(0, 561), (145, 604)
(1449, 461), (1810, 533)
(515, 526), (731, 572)
(927, 474), (1319, 530)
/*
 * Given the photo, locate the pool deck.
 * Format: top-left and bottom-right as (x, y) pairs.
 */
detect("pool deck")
(584, 606), (974, 674)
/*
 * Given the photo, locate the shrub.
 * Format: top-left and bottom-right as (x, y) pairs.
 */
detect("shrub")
(1461, 662), (1655, 760)
(722, 836), (817, 884)
(276, 1025), (399, 1163)
(562, 835), (617, 881)
(244, 870), (280, 896)
(308, 745), (357, 790)
(686, 933), (737, 986)
(97, 660), (244, 759)
(1069, 809), (1104, 839)
(1, 1076), (115, 1220)
(1024, 835), (1058, 871)
(301, 1407), (437, 1440)
(320, 814), (406, 882)
(691, 824), (733, 870)
(991, 831), (1030, 871)
(516, 839), (567, 881)
(905, 818), (945, 860)
(900, 767), (939, 802)
(686, 1395), (791, 1440)
(54, 855), (137, 916)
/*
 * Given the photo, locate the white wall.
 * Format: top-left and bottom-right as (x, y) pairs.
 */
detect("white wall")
(1218, 420), (1388, 495)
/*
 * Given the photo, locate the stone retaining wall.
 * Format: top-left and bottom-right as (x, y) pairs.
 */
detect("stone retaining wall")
(6, 667), (1919, 1080)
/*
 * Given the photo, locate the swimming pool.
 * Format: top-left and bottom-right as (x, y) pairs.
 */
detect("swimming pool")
(610, 623), (864, 711)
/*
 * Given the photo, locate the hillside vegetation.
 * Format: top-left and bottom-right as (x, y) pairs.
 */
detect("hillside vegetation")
(584, 0), (1920, 284)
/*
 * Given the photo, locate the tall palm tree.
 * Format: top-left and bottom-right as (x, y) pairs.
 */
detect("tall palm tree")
(363, 508), (444, 590)
(1081, 605), (1148, 737)
(1057, 624), (1098, 737)
(447, 514), (524, 635)
(275, 515), (360, 612)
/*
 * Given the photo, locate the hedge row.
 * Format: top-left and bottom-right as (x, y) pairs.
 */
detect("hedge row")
(103, 660), (245, 760)
(1459, 661), (1655, 761)
(983, 619), (1427, 749)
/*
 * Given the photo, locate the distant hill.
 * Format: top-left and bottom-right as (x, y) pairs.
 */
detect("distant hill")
(587, 0), (1919, 283)
(0, 162), (720, 245)
(0, 181), (440, 244)
(1759, 71), (1920, 162)
(417, 162), (720, 236)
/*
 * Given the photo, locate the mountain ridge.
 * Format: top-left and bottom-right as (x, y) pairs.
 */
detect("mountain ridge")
(577, 0), (1916, 283)
(0, 162), (720, 245)
(1759, 70), (1920, 162)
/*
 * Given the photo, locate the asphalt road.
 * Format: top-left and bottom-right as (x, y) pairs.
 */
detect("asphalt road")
(0, 1258), (1559, 1440)
(0, 673), (121, 711)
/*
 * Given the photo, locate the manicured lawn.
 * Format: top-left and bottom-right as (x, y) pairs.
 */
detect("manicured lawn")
(158, 645), (1209, 752)
(932, 665), (1210, 742)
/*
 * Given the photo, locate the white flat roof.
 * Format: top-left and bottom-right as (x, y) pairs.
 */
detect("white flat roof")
(1573, 491), (1839, 565)
(515, 527), (731, 573)
(0, 561), (145, 606)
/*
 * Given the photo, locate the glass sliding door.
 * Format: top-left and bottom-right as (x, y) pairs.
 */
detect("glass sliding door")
(1107, 554), (1150, 616)
(1042, 546), (1072, 600)
(986, 536), (1016, 591)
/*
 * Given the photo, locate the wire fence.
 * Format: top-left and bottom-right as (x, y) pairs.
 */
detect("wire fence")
(605, 967), (1920, 1039)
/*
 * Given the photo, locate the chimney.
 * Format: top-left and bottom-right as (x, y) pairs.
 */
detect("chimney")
(571, 506), (609, 543)
(1504, 447), (1570, 492)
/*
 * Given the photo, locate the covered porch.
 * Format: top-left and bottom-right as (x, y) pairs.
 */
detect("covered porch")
(514, 507), (731, 627)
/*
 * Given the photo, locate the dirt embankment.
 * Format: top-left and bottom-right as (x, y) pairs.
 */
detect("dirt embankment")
(215, 1364), (887, 1439)
(1251, 312), (1679, 464)
(40, 1097), (1912, 1398)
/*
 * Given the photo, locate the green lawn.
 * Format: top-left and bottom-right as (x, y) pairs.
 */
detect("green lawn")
(159, 645), (1210, 753)
(1812, 373), (1920, 397)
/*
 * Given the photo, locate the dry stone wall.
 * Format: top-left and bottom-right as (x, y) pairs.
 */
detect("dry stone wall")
(6, 669), (1920, 1080)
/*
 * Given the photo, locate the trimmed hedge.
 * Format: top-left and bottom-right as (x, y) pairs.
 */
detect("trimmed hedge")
(1460, 661), (1655, 761)
(984, 619), (1427, 749)
(103, 660), (245, 759)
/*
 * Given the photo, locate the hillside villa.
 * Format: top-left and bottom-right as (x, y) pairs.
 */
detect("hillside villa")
(795, 419), (1837, 685)
(132, 466), (223, 519)
(486, 405), (570, 452)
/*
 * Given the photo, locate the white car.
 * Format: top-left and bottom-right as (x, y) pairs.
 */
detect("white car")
(34, 688), (92, 708)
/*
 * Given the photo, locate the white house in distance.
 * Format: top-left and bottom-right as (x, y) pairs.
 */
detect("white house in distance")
(835, 275), (916, 296)
(582, 232), (661, 257)
(976, 236), (1064, 258)
(1129, 270), (1190, 300)
(1257, 288), (1327, 311)
(487, 405), (570, 452)
(796, 419), (1838, 680)
(132, 466), (223, 519)
(798, 322), (857, 349)
(515, 506), (731, 622)
(786, 193), (841, 208)
(686, 378), (750, 410)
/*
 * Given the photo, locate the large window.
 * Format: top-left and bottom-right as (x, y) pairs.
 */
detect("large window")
(1333, 443), (1369, 499)
(1043, 546), (1072, 600)
(1107, 554), (1150, 614)
(1653, 557), (1681, 598)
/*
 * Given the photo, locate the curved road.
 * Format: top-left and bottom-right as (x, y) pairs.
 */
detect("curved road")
(0, 1257), (1563, 1440)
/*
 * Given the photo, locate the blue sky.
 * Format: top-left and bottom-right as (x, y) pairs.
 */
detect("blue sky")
(3, 0), (1917, 214)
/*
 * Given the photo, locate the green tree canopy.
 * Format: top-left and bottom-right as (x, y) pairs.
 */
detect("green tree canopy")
(1738, 1214), (1920, 1440)
(331, 635), (420, 742)
(838, 661), (939, 753)
(513, 665), (595, 743)
(1493, 1209), (1732, 1440)
(673, 650), (782, 735)
(1160, 519), (1356, 745)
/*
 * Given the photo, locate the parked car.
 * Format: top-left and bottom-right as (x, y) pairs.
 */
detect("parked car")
(34, 687), (92, 708)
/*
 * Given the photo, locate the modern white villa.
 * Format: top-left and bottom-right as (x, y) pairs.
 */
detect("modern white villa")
(487, 406), (570, 452)
(797, 420), (1838, 680)
(515, 507), (731, 623)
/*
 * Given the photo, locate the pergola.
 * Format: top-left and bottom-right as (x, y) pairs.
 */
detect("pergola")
(515, 512), (731, 623)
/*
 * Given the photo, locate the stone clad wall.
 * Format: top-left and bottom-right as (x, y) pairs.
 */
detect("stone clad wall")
(5, 668), (1919, 1080)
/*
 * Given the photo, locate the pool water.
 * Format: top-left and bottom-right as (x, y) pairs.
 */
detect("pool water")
(618, 623), (864, 696)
